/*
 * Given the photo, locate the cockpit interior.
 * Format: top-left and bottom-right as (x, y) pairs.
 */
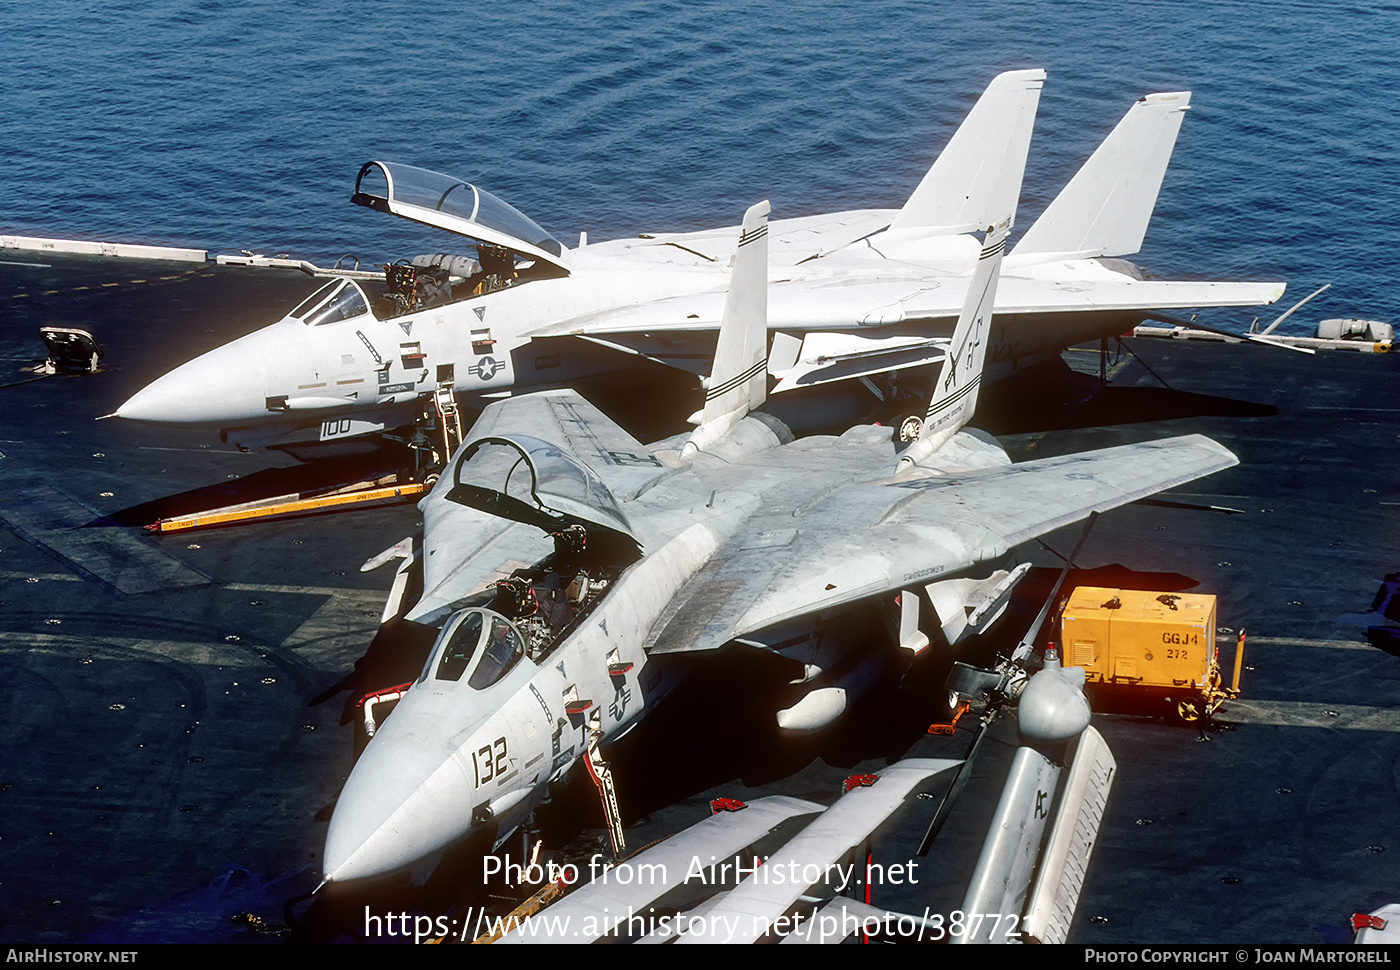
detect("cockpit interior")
(421, 520), (623, 683)
(416, 434), (644, 678)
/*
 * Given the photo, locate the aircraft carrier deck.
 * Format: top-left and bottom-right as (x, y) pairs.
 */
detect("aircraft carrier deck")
(1, 249), (1396, 944)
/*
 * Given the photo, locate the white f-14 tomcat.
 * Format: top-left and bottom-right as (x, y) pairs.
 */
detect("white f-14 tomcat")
(320, 191), (1237, 884)
(114, 70), (1281, 458)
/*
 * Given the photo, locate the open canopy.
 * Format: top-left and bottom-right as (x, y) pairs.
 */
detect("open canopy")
(353, 161), (569, 273)
(445, 433), (639, 555)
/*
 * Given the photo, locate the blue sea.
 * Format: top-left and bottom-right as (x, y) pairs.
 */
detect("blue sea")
(3, 0), (1396, 330)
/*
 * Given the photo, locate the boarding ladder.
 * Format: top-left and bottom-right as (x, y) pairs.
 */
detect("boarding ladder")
(434, 378), (464, 462)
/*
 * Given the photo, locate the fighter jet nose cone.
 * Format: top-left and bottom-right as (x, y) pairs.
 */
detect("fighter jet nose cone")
(322, 814), (406, 884)
(115, 343), (268, 426)
(1017, 663), (1091, 744)
(321, 728), (477, 884)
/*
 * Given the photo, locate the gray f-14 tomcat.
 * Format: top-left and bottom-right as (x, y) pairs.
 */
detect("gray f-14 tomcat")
(320, 192), (1237, 884)
(113, 69), (1281, 458)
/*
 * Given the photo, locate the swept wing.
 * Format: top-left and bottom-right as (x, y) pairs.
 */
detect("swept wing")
(531, 275), (1286, 338)
(646, 433), (1237, 655)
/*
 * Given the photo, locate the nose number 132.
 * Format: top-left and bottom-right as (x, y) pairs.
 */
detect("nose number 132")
(473, 736), (508, 787)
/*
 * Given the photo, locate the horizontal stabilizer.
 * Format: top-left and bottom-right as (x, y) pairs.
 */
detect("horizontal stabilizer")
(770, 332), (948, 393)
(1011, 92), (1191, 262)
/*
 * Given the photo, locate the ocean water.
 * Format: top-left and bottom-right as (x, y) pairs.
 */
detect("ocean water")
(3, 0), (1396, 330)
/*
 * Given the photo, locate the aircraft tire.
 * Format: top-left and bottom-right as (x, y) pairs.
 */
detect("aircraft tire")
(896, 413), (924, 442)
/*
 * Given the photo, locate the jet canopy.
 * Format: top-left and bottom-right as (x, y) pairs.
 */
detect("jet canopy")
(446, 434), (640, 556)
(420, 607), (526, 691)
(353, 161), (569, 273)
(288, 278), (372, 326)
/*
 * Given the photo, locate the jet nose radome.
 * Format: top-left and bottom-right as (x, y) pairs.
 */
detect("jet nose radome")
(115, 342), (270, 426)
(322, 729), (477, 883)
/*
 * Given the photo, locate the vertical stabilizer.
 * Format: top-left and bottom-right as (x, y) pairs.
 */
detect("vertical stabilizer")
(682, 200), (770, 456)
(889, 69), (1045, 234)
(1010, 92), (1191, 261)
(896, 218), (1008, 471)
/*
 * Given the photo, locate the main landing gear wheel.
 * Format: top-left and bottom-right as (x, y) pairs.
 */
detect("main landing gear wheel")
(897, 414), (924, 443)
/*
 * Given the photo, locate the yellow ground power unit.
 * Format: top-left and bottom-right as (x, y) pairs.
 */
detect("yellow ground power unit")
(1058, 587), (1244, 722)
